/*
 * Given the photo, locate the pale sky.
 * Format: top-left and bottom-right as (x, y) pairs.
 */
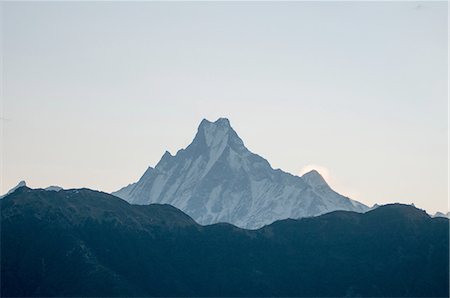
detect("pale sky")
(1, 1), (448, 214)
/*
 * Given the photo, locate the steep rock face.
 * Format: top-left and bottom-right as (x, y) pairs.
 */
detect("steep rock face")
(114, 118), (368, 229)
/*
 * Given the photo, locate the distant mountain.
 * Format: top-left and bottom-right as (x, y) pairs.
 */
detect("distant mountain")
(0, 181), (63, 199)
(1, 187), (448, 297)
(114, 118), (369, 229)
(0, 180), (26, 198)
(44, 185), (63, 192)
(433, 211), (450, 218)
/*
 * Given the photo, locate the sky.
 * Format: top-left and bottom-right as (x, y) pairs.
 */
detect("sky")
(1, 1), (448, 214)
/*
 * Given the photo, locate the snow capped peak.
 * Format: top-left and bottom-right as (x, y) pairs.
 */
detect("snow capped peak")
(301, 170), (328, 188)
(113, 118), (370, 229)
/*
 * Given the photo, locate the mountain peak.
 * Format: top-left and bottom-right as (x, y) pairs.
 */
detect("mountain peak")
(301, 170), (329, 188)
(161, 150), (173, 160)
(196, 117), (243, 150)
(1, 180), (27, 198)
(113, 118), (369, 228)
(199, 117), (231, 128)
(198, 118), (232, 137)
(214, 117), (231, 126)
(17, 180), (27, 187)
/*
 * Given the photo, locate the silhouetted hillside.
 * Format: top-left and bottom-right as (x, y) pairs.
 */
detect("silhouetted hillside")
(1, 187), (448, 297)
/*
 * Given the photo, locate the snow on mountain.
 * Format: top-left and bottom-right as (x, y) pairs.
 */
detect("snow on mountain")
(113, 118), (369, 229)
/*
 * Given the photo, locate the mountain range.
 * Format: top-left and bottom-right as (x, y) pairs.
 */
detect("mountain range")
(2, 118), (447, 297)
(1, 187), (448, 297)
(113, 118), (368, 229)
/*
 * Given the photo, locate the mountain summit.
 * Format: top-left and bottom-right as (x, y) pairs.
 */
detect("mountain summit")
(113, 118), (368, 229)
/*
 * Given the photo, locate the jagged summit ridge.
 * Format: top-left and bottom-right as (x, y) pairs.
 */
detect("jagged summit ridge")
(113, 118), (369, 229)
(192, 118), (245, 153)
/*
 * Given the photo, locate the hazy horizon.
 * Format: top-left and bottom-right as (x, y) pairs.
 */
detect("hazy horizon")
(2, 1), (448, 214)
